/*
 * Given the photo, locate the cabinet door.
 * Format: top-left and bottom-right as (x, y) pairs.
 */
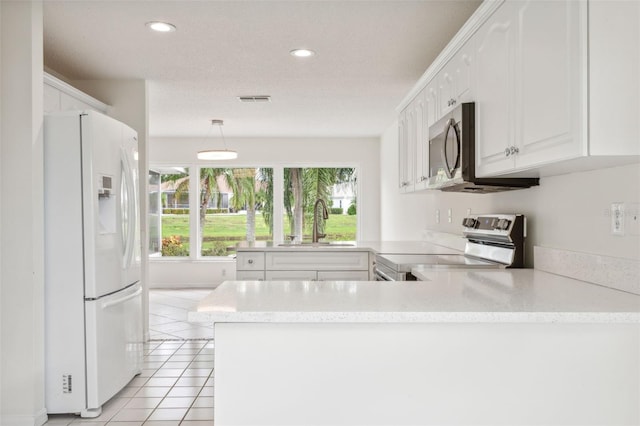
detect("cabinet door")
(236, 271), (265, 280)
(265, 270), (317, 281)
(405, 105), (416, 191)
(453, 40), (474, 104)
(398, 109), (410, 190)
(425, 82), (439, 128)
(438, 64), (457, 116)
(266, 251), (369, 271)
(60, 92), (97, 112)
(413, 90), (429, 190)
(236, 252), (265, 270)
(474, 2), (518, 177)
(589, 0), (640, 156)
(515, 0), (585, 169)
(44, 83), (61, 112)
(317, 271), (370, 281)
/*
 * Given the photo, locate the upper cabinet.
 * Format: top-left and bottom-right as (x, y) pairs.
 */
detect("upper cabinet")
(438, 40), (475, 118)
(397, 0), (639, 193)
(399, 40), (475, 192)
(44, 73), (108, 114)
(589, 0), (640, 157)
(475, 0), (585, 177)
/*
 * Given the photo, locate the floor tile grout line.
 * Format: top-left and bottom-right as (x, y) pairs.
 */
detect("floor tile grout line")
(140, 339), (213, 423)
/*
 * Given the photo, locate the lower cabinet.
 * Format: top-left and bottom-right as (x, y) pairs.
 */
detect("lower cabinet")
(236, 270), (266, 280)
(264, 270), (370, 281)
(236, 250), (372, 281)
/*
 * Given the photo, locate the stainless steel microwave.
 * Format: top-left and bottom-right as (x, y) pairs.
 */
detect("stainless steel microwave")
(426, 102), (538, 193)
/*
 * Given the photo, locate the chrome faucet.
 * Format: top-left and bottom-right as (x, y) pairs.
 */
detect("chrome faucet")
(312, 198), (329, 243)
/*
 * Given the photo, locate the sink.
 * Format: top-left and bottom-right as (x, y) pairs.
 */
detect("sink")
(277, 242), (355, 247)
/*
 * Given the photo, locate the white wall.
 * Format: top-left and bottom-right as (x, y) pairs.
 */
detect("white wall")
(149, 136), (380, 288)
(380, 122), (640, 266)
(380, 122), (432, 240)
(0, 2), (47, 425)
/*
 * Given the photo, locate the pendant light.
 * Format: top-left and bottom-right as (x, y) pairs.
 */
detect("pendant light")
(197, 119), (238, 160)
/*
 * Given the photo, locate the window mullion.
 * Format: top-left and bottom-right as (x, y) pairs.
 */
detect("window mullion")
(190, 165), (200, 259)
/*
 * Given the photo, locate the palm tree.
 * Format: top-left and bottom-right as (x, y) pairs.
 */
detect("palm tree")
(257, 168), (273, 233)
(174, 167), (227, 247)
(258, 167), (356, 241)
(302, 168), (337, 237)
(223, 168), (259, 243)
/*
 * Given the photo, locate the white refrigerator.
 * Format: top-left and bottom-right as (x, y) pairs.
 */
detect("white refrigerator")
(44, 110), (143, 417)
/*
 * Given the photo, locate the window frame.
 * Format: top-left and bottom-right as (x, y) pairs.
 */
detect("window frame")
(149, 162), (360, 261)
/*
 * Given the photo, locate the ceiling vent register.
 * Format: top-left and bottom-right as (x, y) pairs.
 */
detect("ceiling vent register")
(237, 96), (271, 103)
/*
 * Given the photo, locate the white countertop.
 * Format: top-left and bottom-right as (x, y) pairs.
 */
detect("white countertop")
(189, 269), (640, 324)
(235, 240), (462, 255)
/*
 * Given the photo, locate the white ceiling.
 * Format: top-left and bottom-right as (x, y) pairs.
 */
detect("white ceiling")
(43, 0), (481, 138)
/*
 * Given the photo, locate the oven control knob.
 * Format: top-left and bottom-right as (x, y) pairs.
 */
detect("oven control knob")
(496, 219), (511, 230)
(462, 218), (477, 228)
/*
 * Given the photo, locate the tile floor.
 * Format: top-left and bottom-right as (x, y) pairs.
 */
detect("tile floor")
(149, 289), (214, 340)
(45, 289), (216, 426)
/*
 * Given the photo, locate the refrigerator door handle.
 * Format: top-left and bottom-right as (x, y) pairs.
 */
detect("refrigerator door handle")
(120, 149), (136, 269)
(100, 285), (142, 309)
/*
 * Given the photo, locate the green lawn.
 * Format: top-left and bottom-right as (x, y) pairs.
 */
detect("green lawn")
(161, 212), (357, 256)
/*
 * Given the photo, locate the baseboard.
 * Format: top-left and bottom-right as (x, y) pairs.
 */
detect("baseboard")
(1, 408), (48, 426)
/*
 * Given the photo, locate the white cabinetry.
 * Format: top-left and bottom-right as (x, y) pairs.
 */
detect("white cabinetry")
(397, 0), (638, 186)
(437, 40), (475, 118)
(399, 40), (474, 193)
(44, 73), (108, 114)
(236, 250), (371, 281)
(589, 0), (640, 158)
(236, 252), (266, 280)
(398, 107), (414, 192)
(475, 0), (585, 177)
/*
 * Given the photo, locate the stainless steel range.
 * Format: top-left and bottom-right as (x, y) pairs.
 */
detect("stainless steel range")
(373, 214), (526, 281)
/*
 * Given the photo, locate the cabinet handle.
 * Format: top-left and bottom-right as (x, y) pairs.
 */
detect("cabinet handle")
(505, 147), (511, 157)
(510, 146), (520, 155)
(451, 98), (456, 106)
(248, 259), (254, 264)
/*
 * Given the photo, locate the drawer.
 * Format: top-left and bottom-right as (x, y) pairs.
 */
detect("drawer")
(236, 252), (265, 271)
(265, 251), (369, 271)
(265, 270), (318, 281)
(317, 270), (370, 281)
(236, 270), (265, 281)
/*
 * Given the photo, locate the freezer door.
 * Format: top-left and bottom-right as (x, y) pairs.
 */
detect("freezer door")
(84, 282), (143, 410)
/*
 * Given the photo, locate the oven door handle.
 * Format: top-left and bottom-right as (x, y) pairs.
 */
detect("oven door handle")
(373, 267), (395, 281)
(441, 118), (460, 179)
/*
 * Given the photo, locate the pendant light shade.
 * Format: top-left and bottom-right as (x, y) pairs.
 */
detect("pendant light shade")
(197, 119), (238, 160)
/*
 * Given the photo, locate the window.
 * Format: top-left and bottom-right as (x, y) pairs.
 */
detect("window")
(199, 168), (273, 257)
(157, 167), (190, 257)
(283, 167), (357, 243)
(149, 165), (357, 259)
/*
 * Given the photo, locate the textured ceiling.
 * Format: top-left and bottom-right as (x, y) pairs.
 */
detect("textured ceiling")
(43, 0), (481, 138)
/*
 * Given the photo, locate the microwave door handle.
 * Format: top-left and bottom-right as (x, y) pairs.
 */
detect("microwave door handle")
(441, 118), (456, 179)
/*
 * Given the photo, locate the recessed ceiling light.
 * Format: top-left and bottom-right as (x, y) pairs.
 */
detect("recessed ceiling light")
(146, 21), (176, 33)
(290, 49), (316, 58)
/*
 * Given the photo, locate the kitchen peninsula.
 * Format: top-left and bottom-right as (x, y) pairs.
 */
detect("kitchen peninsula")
(190, 269), (640, 426)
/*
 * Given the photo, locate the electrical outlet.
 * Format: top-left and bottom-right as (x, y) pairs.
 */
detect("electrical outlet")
(466, 208), (472, 216)
(611, 203), (625, 235)
(222, 268), (227, 277)
(435, 209), (440, 224)
(447, 208), (453, 223)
